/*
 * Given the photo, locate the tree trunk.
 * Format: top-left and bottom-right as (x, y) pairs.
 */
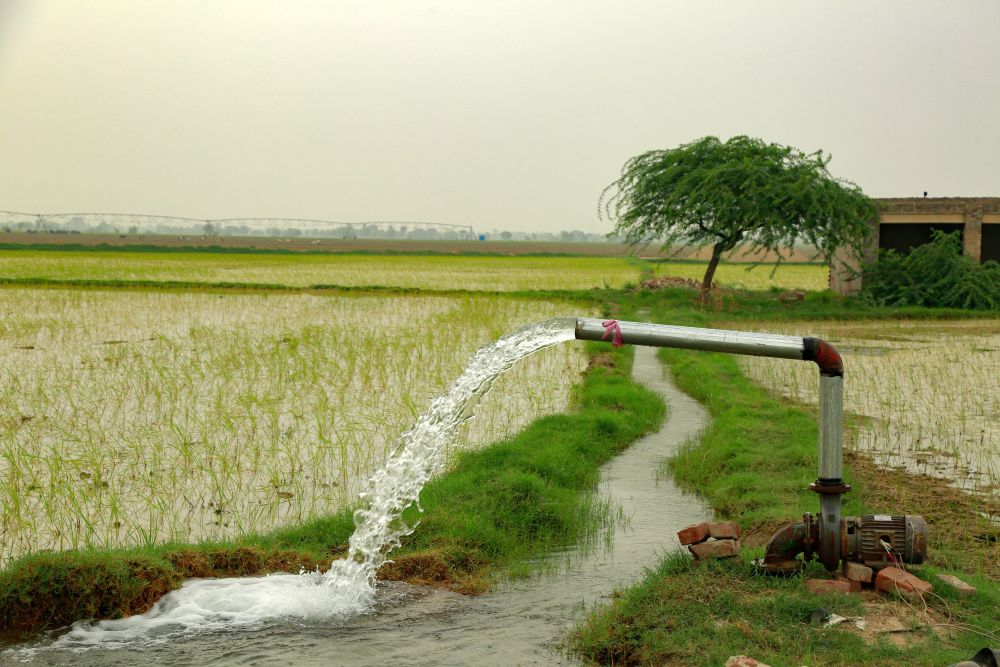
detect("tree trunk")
(701, 243), (724, 293)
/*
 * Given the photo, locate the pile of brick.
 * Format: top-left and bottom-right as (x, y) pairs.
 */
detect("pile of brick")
(807, 562), (976, 599)
(677, 521), (741, 560)
(677, 520), (977, 603)
(634, 275), (707, 291)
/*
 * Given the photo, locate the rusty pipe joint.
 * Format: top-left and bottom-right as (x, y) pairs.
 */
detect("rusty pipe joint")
(803, 337), (844, 377)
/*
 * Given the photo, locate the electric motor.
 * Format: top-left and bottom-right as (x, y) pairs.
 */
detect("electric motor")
(843, 514), (927, 569)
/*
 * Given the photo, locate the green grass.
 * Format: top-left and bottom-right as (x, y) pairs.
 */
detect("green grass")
(573, 551), (999, 667)
(651, 260), (830, 291)
(569, 290), (1000, 665)
(663, 348), (829, 526)
(0, 341), (665, 636)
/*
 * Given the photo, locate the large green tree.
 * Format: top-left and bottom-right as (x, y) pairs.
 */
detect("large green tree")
(601, 135), (877, 291)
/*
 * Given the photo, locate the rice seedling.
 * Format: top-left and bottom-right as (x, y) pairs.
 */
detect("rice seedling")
(0, 288), (593, 564)
(0, 250), (645, 291)
(729, 319), (999, 501)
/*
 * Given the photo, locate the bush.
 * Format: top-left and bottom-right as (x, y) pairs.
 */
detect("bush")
(861, 230), (1000, 310)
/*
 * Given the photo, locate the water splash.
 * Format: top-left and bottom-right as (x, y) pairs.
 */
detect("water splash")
(27, 318), (576, 653)
(334, 317), (576, 587)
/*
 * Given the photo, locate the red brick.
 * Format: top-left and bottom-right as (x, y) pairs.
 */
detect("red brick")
(935, 573), (976, 596)
(805, 579), (852, 595)
(708, 521), (741, 540)
(689, 538), (741, 560)
(842, 561), (873, 584)
(875, 567), (932, 598)
(835, 575), (862, 593)
(677, 522), (710, 545)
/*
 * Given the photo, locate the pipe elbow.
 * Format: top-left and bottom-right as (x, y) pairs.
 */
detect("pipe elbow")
(803, 337), (843, 377)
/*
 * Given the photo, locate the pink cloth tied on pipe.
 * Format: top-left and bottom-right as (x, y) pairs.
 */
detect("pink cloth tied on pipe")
(601, 319), (624, 347)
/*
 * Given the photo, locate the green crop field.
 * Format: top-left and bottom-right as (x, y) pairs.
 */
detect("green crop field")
(0, 248), (830, 292)
(0, 250), (643, 291)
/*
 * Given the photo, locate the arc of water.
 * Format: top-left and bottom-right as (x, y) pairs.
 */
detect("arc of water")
(326, 318), (577, 589)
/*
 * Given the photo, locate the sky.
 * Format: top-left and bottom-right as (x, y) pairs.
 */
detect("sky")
(1, 1), (998, 234)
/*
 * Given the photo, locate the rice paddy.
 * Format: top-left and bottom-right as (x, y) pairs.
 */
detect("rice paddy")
(731, 319), (1000, 500)
(0, 250), (643, 291)
(0, 249), (832, 569)
(0, 249), (831, 292)
(0, 288), (591, 564)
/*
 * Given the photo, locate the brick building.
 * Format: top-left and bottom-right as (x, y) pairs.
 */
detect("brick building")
(830, 197), (1000, 295)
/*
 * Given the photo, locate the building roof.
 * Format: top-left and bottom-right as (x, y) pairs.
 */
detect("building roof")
(875, 197), (1000, 214)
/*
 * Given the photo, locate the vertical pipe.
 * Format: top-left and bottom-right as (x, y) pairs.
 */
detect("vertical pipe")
(817, 373), (844, 570)
(818, 375), (843, 482)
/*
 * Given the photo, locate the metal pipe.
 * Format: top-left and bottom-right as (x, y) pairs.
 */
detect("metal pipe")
(818, 376), (844, 481)
(577, 317), (848, 571)
(812, 355), (846, 570)
(575, 318), (805, 360)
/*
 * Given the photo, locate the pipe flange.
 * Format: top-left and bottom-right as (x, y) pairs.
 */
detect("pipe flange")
(809, 481), (851, 495)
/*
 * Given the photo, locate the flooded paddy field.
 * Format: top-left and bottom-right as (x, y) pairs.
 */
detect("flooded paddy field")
(731, 319), (1000, 500)
(0, 288), (590, 564)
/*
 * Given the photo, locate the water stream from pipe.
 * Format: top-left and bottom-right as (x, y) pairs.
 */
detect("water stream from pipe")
(8, 323), (713, 664)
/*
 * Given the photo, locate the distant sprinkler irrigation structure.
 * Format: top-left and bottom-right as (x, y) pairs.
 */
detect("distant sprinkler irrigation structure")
(0, 210), (478, 241)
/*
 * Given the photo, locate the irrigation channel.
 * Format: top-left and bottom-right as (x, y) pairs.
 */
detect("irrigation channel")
(7, 320), (713, 665)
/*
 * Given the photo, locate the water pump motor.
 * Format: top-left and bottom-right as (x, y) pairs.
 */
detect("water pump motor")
(844, 514), (928, 568)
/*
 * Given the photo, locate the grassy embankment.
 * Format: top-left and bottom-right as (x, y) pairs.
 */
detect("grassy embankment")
(572, 289), (999, 666)
(0, 339), (663, 638)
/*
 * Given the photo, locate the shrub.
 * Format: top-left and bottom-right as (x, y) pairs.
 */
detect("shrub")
(861, 230), (1000, 310)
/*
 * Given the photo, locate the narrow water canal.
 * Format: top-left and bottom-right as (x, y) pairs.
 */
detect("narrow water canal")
(10, 346), (713, 665)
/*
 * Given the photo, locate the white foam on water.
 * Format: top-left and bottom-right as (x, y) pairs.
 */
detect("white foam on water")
(46, 568), (372, 652)
(14, 318), (576, 656)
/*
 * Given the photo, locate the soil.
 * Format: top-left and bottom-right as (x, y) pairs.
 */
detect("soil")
(848, 598), (955, 648)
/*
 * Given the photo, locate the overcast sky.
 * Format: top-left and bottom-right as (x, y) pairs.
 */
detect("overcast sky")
(1, 1), (997, 233)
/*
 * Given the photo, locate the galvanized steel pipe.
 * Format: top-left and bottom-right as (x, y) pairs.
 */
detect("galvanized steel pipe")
(575, 318), (806, 360)
(576, 317), (848, 570)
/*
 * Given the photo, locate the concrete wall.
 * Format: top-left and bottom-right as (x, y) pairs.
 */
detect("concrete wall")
(830, 197), (1000, 295)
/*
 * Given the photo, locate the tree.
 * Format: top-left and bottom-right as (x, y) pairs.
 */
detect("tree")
(600, 135), (877, 291)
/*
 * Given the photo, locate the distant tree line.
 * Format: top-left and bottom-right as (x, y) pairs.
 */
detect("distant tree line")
(0, 214), (620, 244)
